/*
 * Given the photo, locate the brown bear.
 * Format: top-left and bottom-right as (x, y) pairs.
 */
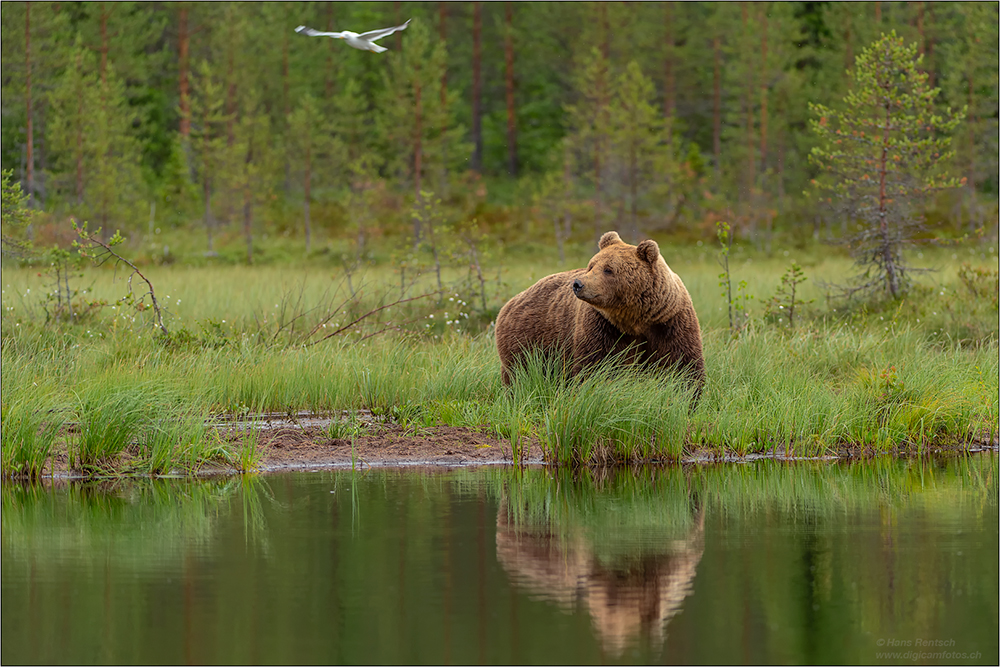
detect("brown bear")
(495, 231), (705, 403)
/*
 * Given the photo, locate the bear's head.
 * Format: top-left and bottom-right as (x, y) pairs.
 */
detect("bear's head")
(572, 231), (688, 335)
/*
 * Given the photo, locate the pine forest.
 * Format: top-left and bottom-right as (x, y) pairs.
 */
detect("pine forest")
(1, 1), (996, 262)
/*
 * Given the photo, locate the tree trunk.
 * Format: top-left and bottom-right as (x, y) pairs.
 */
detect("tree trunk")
(204, 176), (213, 253)
(325, 3), (335, 100)
(759, 8), (768, 171)
(663, 2), (675, 121)
(925, 3), (935, 87)
(594, 4), (609, 246)
(439, 3), (448, 105)
(413, 59), (424, 245)
(875, 2), (881, 24)
(226, 33), (236, 146)
(25, 3), (33, 207)
(743, 5), (755, 201)
(599, 2), (609, 60)
(244, 187), (253, 264)
(878, 72), (897, 297)
(99, 3), (108, 85)
(712, 35), (721, 177)
(75, 50), (84, 204)
(777, 132), (786, 206)
(438, 2), (449, 192)
(304, 141), (311, 253)
(414, 67), (423, 200)
(178, 6), (190, 137)
(244, 129), (254, 264)
(394, 0), (403, 52)
(560, 143), (572, 264)
(844, 24), (853, 89)
(282, 15), (291, 194)
(629, 142), (638, 239)
(471, 1), (482, 171)
(967, 68), (976, 230)
(202, 105), (213, 252)
(915, 1), (924, 56)
(504, 2), (517, 176)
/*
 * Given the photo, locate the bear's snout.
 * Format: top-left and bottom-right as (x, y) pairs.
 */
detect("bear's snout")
(572, 279), (584, 294)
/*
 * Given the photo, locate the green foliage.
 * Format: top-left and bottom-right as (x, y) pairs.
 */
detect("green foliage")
(72, 385), (148, 471)
(1, 169), (35, 258)
(377, 21), (468, 195)
(957, 263), (999, 307)
(809, 32), (966, 299)
(46, 42), (147, 231)
(1, 169), (32, 228)
(764, 262), (813, 329)
(1, 398), (65, 479)
(187, 58), (231, 252)
(2, 3), (996, 251)
(287, 92), (343, 253)
(2, 240), (997, 477)
(716, 220), (753, 336)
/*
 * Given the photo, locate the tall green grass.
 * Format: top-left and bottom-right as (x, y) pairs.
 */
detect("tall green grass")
(2, 241), (996, 475)
(1, 321), (996, 473)
(0, 354), (67, 479)
(1, 399), (65, 479)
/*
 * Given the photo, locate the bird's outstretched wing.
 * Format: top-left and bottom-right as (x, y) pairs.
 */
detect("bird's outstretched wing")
(357, 18), (411, 42)
(295, 25), (343, 38)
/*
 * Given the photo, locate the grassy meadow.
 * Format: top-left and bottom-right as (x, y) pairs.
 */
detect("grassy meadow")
(1, 234), (998, 477)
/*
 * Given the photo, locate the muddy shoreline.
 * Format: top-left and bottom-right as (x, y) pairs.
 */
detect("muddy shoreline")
(27, 414), (1000, 480)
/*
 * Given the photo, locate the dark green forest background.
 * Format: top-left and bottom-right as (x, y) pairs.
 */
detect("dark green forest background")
(1, 2), (997, 257)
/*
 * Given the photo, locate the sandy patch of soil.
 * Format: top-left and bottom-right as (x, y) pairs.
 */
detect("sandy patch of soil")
(258, 424), (544, 470)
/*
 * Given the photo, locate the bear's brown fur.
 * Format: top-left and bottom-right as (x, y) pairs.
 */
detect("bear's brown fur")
(495, 231), (705, 402)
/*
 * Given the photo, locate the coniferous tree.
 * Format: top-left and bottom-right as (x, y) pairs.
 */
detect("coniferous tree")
(377, 21), (466, 241)
(810, 32), (966, 299)
(288, 93), (342, 254)
(503, 2), (517, 177)
(608, 61), (671, 240)
(187, 59), (229, 253)
(1, 3), (71, 207)
(470, 1), (483, 172)
(47, 43), (145, 234)
(221, 91), (275, 264)
(565, 47), (613, 244)
(940, 3), (999, 229)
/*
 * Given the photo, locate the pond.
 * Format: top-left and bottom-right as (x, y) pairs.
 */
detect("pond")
(2, 456), (997, 665)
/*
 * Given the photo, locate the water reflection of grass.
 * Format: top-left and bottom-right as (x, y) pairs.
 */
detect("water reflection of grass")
(474, 454), (998, 540)
(472, 455), (998, 659)
(2, 458), (995, 663)
(0, 475), (291, 566)
(1, 478), (229, 568)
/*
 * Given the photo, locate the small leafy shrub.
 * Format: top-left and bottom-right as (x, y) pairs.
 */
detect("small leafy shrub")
(764, 262), (813, 329)
(717, 220), (753, 336)
(957, 263), (999, 307)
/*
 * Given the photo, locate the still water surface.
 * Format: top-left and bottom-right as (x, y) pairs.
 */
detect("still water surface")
(2, 456), (997, 665)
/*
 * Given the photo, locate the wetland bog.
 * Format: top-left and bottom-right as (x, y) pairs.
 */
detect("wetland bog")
(2, 242), (997, 665)
(3, 243), (998, 476)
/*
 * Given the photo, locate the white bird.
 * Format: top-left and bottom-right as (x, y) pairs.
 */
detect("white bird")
(294, 19), (411, 53)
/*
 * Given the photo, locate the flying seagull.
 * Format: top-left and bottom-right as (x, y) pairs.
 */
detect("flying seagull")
(294, 18), (411, 53)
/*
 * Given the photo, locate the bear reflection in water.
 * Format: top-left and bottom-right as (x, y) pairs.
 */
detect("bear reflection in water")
(495, 499), (704, 656)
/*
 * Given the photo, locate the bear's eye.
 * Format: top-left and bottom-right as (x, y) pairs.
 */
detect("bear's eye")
(603, 267), (614, 276)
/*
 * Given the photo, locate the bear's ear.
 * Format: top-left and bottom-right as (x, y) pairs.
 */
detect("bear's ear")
(636, 239), (660, 264)
(599, 231), (623, 249)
